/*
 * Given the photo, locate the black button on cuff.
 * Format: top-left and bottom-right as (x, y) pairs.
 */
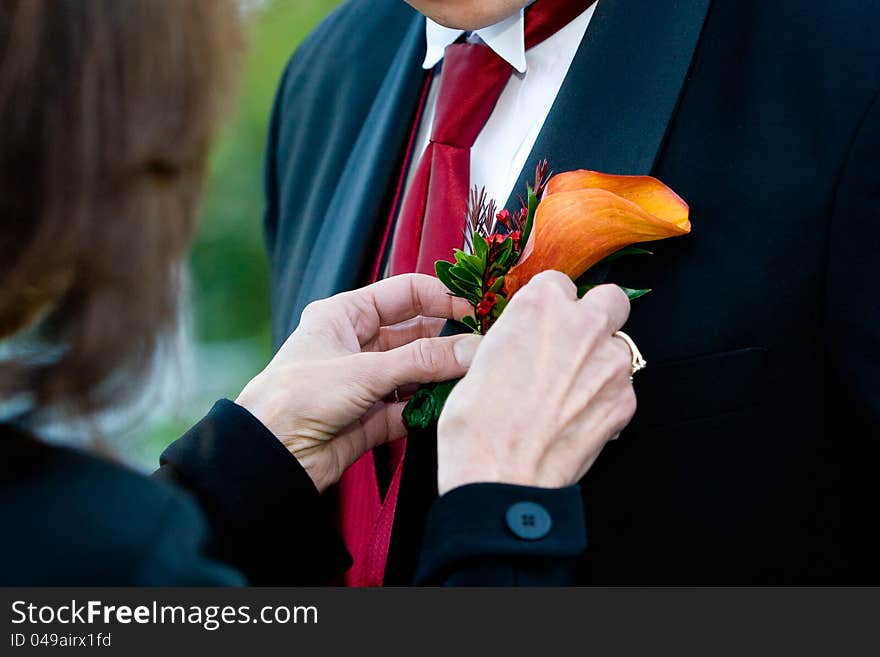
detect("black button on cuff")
(505, 501), (552, 540)
(415, 484), (587, 584)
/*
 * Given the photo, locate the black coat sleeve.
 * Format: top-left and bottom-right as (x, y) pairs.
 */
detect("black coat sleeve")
(825, 86), (880, 578)
(156, 401), (586, 587)
(156, 400), (352, 585)
(133, 494), (248, 586)
(414, 483), (588, 586)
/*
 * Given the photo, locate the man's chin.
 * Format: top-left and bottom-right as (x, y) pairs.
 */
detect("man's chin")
(404, 1), (526, 32)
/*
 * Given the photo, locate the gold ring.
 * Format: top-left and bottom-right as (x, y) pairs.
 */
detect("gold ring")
(613, 330), (647, 377)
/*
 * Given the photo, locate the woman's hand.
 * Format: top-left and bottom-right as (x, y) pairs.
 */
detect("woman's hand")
(437, 272), (637, 495)
(236, 274), (481, 492)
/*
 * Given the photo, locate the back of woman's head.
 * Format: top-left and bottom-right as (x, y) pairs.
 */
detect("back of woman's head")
(0, 0), (241, 417)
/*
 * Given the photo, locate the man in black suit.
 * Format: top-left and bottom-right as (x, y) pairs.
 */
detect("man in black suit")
(264, 0), (880, 584)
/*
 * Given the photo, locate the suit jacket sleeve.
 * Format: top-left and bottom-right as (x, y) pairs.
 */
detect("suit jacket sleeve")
(414, 483), (588, 586)
(156, 399), (352, 585)
(825, 86), (880, 577)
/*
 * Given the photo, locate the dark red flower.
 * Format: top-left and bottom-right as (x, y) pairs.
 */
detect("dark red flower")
(496, 209), (511, 227)
(488, 233), (507, 246)
(509, 230), (522, 243)
(476, 292), (498, 318)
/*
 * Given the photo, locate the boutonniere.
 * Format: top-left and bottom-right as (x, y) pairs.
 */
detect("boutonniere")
(403, 161), (691, 430)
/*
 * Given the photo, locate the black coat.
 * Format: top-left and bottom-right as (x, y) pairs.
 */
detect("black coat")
(0, 401), (585, 585)
(264, 0), (880, 584)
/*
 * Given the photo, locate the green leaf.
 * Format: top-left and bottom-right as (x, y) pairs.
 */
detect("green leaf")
(453, 249), (485, 279)
(489, 276), (505, 293)
(460, 315), (480, 333)
(437, 262), (472, 295)
(473, 234), (488, 263)
(620, 287), (652, 301)
(402, 379), (460, 430)
(449, 263), (482, 289)
(578, 284), (652, 301)
(488, 262), (509, 278)
(520, 184), (539, 249)
(599, 247), (654, 264)
(436, 260), (481, 302)
(491, 241), (517, 272)
(435, 260), (456, 291)
(491, 294), (508, 319)
(496, 237), (514, 265)
(452, 282), (482, 304)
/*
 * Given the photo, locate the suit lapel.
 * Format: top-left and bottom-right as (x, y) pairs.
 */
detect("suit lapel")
(387, 0), (713, 585)
(507, 0), (713, 207)
(288, 14), (427, 333)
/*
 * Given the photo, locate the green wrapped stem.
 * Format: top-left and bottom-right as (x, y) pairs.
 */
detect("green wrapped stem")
(401, 379), (460, 430)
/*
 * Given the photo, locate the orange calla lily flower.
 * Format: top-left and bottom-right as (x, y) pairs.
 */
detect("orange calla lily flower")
(503, 170), (691, 297)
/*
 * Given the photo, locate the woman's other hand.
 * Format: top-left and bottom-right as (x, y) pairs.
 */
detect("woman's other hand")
(437, 272), (637, 495)
(236, 274), (481, 492)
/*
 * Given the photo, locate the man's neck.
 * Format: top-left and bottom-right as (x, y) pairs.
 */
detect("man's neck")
(424, 10), (528, 72)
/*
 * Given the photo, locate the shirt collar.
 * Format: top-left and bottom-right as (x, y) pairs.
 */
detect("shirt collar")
(423, 9), (527, 74)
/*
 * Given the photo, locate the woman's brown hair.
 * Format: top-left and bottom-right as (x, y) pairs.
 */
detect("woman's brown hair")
(0, 0), (241, 416)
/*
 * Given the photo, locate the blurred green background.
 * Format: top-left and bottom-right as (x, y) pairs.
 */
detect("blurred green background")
(128, 0), (342, 468)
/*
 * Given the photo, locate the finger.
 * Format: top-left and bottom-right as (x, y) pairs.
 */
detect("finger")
(363, 316), (447, 352)
(334, 402), (408, 472)
(395, 383), (420, 400)
(521, 270), (578, 300)
(350, 334), (481, 397)
(383, 383), (420, 403)
(578, 368), (638, 445)
(377, 402), (407, 444)
(580, 284), (631, 333)
(340, 274), (473, 341)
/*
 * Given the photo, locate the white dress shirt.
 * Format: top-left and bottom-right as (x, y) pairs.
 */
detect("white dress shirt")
(405, 3), (598, 215)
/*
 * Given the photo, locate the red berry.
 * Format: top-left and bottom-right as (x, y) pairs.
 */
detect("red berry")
(476, 292), (499, 318)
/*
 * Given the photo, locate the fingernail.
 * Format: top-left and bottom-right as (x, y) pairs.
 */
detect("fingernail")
(453, 335), (481, 367)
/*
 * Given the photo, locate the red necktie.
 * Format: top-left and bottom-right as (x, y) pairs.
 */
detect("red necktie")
(340, 0), (598, 587)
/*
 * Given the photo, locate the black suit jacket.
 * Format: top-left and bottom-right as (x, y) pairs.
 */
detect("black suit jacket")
(1, 401), (584, 585)
(265, 0), (880, 583)
(0, 401), (341, 585)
